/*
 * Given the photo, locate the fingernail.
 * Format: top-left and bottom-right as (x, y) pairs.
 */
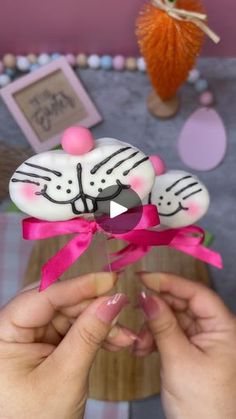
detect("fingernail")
(108, 325), (119, 338)
(96, 293), (129, 324)
(95, 272), (117, 294)
(122, 328), (139, 341)
(138, 292), (160, 320)
(108, 326), (139, 341)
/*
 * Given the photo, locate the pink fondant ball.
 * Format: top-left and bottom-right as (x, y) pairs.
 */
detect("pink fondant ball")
(61, 126), (94, 155)
(149, 155), (166, 175)
(199, 91), (214, 107)
(113, 55), (125, 71)
(65, 54), (76, 67)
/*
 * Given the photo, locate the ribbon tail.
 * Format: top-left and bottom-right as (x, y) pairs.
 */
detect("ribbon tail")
(104, 244), (151, 272)
(40, 232), (93, 291)
(191, 19), (220, 44)
(170, 243), (223, 269)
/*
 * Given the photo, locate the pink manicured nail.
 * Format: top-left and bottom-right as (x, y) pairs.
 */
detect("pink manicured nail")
(96, 293), (129, 324)
(138, 292), (160, 320)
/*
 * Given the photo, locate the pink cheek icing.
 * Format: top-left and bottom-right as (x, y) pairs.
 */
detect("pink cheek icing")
(186, 202), (200, 217)
(129, 176), (144, 193)
(21, 184), (39, 201)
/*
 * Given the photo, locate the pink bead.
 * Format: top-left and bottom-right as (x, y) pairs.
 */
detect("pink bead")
(149, 155), (166, 176)
(199, 91), (214, 107)
(0, 61), (4, 74)
(61, 126), (94, 155)
(65, 54), (76, 67)
(113, 55), (125, 71)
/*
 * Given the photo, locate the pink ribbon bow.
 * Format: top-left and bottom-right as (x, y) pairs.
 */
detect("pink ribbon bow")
(108, 225), (223, 271)
(22, 205), (223, 291)
(23, 205), (161, 291)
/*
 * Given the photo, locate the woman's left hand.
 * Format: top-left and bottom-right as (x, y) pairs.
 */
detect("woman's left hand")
(0, 272), (134, 419)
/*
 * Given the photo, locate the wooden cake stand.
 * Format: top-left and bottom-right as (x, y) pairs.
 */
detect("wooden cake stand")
(24, 234), (210, 401)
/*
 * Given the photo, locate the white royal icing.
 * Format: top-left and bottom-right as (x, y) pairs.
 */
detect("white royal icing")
(9, 138), (155, 221)
(149, 170), (210, 228)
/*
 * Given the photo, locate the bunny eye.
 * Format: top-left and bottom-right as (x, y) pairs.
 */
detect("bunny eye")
(56, 185), (61, 190)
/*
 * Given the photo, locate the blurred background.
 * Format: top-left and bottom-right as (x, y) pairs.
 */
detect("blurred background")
(0, 0), (233, 56)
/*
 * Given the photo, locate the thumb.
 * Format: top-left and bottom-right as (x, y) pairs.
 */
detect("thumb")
(139, 292), (190, 363)
(47, 293), (128, 383)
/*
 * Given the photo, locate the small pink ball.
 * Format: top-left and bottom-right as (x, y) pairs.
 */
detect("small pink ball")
(113, 55), (125, 71)
(199, 91), (214, 107)
(65, 54), (76, 67)
(61, 126), (94, 155)
(0, 61), (4, 74)
(149, 155), (166, 176)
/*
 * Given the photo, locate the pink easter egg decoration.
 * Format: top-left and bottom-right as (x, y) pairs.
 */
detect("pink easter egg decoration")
(61, 126), (95, 155)
(199, 91), (214, 106)
(178, 108), (227, 171)
(149, 155), (166, 175)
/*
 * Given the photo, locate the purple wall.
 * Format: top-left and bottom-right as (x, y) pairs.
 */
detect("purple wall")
(0, 0), (233, 56)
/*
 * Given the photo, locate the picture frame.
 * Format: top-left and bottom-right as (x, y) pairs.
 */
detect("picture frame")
(0, 57), (102, 152)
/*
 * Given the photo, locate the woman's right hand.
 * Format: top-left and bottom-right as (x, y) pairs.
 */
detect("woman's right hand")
(136, 273), (236, 419)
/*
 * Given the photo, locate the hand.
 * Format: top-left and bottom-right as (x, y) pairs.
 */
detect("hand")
(136, 272), (236, 419)
(0, 273), (135, 419)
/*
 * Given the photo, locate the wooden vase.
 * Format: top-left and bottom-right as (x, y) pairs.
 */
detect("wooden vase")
(24, 233), (210, 401)
(147, 90), (180, 119)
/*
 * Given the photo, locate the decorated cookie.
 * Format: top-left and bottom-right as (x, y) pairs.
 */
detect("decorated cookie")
(9, 128), (155, 221)
(149, 170), (210, 228)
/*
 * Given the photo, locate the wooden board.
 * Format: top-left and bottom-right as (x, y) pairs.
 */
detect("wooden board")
(24, 234), (210, 401)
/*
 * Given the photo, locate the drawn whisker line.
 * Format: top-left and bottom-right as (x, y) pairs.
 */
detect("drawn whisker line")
(24, 162), (62, 177)
(123, 157), (149, 176)
(11, 178), (40, 186)
(16, 170), (51, 181)
(175, 182), (199, 196)
(106, 151), (140, 174)
(90, 147), (132, 174)
(183, 189), (203, 200)
(166, 175), (192, 192)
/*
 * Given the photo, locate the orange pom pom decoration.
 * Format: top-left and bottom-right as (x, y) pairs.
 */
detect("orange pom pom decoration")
(136, 0), (206, 101)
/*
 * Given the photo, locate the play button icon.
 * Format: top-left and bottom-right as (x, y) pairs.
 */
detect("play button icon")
(94, 184), (143, 234)
(110, 201), (127, 218)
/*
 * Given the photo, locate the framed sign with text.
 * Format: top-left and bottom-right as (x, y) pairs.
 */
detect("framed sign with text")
(1, 57), (102, 152)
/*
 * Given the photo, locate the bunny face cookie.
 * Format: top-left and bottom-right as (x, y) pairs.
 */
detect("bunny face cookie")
(149, 170), (210, 228)
(9, 137), (155, 221)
